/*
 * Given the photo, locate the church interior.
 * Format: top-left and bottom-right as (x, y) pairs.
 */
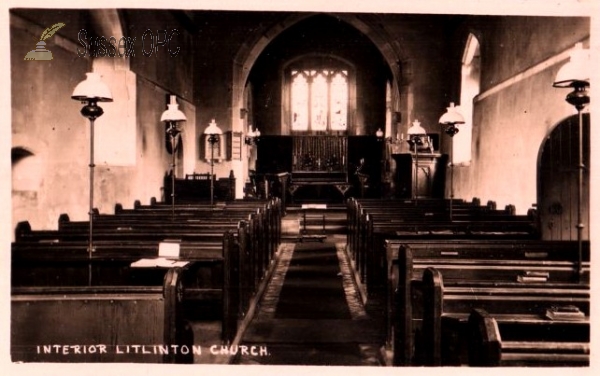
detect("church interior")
(7, 4), (594, 369)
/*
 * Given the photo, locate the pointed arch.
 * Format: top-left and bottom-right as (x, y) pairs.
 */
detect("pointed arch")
(230, 13), (410, 197)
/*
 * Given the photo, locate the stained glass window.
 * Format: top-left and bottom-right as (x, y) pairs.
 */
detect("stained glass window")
(290, 69), (348, 132)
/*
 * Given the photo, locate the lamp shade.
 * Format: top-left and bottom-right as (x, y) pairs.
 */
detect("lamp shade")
(439, 102), (465, 124)
(204, 119), (223, 135)
(161, 95), (187, 122)
(553, 43), (591, 88)
(71, 72), (113, 102)
(407, 120), (427, 135)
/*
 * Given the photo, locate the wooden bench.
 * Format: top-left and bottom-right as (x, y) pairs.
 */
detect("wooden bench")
(11, 198), (282, 357)
(12, 223), (260, 343)
(11, 267), (195, 363)
(419, 267), (590, 366)
(351, 217), (538, 299)
(467, 308), (589, 367)
(16, 201), (279, 287)
(12, 230), (242, 342)
(387, 239), (590, 366)
(346, 198), (539, 292)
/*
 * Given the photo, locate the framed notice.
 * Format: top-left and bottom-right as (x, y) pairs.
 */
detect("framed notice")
(231, 131), (242, 160)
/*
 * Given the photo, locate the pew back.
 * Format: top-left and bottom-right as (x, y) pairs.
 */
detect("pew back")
(11, 268), (193, 363)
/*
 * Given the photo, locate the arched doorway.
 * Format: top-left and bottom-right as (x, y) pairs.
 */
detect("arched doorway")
(538, 114), (590, 240)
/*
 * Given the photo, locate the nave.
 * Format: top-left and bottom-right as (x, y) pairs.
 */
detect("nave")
(11, 198), (590, 367)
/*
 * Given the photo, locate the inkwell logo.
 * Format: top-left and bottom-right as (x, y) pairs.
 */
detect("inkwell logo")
(24, 22), (65, 61)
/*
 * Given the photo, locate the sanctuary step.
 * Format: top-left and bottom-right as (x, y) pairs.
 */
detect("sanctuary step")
(282, 203), (347, 240)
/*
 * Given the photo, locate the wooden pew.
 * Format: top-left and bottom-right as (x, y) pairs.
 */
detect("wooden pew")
(346, 198), (539, 294)
(387, 239), (590, 366)
(11, 267), (195, 363)
(16, 200), (278, 288)
(129, 198), (282, 259)
(12, 230), (244, 345)
(420, 267), (589, 366)
(467, 308), (589, 367)
(12, 197), (282, 353)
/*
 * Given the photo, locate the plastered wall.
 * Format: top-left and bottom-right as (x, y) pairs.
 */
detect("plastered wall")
(11, 10), (197, 235)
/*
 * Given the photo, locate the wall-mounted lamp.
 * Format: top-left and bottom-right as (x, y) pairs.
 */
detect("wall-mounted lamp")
(438, 102), (465, 221)
(71, 72), (113, 285)
(161, 95), (187, 218)
(204, 119), (223, 206)
(553, 42), (590, 280)
(245, 126), (261, 145)
(375, 128), (385, 141)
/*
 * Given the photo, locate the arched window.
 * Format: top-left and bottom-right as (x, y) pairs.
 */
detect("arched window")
(455, 33), (480, 165)
(12, 147), (41, 192)
(290, 69), (349, 132)
(284, 56), (355, 134)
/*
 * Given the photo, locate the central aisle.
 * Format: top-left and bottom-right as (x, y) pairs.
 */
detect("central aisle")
(236, 237), (385, 366)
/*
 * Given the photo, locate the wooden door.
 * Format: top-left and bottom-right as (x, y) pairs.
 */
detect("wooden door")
(538, 114), (590, 240)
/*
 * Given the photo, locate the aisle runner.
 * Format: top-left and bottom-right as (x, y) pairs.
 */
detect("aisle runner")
(239, 240), (383, 365)
(274, 240), (351, 319)
(256, 243), (295, 320)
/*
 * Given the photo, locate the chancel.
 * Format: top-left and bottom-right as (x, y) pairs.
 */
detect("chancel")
(8, 4), (593, 368)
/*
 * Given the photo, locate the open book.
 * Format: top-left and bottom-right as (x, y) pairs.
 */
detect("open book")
(130, 258), (189, 268)
(130, 239), (189, 268)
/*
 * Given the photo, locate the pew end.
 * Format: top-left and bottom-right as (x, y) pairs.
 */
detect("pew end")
(468, 308), (590, 367)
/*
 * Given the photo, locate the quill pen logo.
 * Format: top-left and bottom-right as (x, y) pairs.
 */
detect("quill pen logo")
(24, 22), (65, 61)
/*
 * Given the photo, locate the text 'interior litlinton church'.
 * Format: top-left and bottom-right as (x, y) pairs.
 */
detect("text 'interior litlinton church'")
(9, 5), (593, 368)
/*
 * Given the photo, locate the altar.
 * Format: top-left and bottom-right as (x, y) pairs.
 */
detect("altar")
(255, 135), (382, 203)
(288, 136), (351, 202)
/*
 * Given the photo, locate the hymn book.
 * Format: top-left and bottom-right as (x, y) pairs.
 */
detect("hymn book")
(130, 239), (189, 268)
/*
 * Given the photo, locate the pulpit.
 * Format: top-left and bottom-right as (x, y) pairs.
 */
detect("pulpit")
(392, 153), (447, 198)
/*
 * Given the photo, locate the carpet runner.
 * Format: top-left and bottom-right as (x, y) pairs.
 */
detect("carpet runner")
(237, 238), (384, 366)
